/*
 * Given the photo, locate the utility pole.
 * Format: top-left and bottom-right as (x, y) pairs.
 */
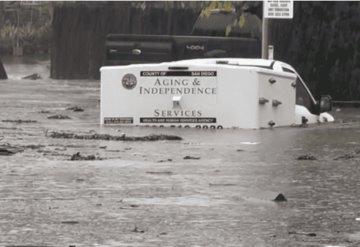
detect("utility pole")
(261, 16), (269, 59)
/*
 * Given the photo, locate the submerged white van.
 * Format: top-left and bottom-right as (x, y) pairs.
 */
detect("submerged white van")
(100, 58), (333, 129)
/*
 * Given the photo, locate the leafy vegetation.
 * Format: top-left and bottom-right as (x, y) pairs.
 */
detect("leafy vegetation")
(0, 2), (52, 55)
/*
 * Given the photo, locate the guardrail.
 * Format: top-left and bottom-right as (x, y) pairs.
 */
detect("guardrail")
(333, 101), (360, 107)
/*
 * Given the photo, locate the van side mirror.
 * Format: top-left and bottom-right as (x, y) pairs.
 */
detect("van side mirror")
(319, 95), (332, 113)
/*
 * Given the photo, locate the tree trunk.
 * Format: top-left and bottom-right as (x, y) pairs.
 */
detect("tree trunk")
(0, 58), (7, 79)
(0, 2), (4, 28)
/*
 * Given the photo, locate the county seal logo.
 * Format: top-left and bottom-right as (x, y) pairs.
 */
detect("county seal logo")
(122, 73), (137, 90)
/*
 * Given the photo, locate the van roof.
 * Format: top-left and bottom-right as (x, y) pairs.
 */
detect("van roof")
(100, 58), (296, 76)
(167, 58), (295, 74)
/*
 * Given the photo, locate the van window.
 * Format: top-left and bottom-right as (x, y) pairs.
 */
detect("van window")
(296, 78), (313, 110)
(282, 67), (295, 74)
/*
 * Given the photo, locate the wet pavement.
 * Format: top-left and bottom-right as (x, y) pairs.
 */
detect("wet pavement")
(0, 57), (360, 247)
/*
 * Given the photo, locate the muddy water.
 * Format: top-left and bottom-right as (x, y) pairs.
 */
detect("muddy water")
(0, 58), (360, 246)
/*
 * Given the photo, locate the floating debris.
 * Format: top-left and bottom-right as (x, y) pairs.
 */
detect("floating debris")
(67, 106), (84, 112)
(2, 119), (37, 124)
(288, 231), (316, 237)
(0, 127), (18, 130)
(22, 73), (41, 80)
(0, 143), (44, 156)
(70, 152), (97, 161)
(39, 110), (51, 114)
(6, 245), (51, 247)
(46, 131), (182, 142)
(47, 115), (71, 120)
(55, 147), (67, 151)
(291, 123), (308, 128)
(301, 116), (309, 127)
(0, 145), (24, 155)
(22, 144), (45, 149)
(61, 221), (79, 225)
(146, 171), (173, 175)
(334, 151), (359, 160)
(131, 226), (145, 233)
(297, 154), (317, 160)
(157, 158), (173, 163)
(183, 155), (200, 160)
(209, 183), (236, 187)
(273, 193), (287, 202)
(119, 205), (143, 210)
(105, 149), (121, 153)
(0, 147), (16, 156)
(40, 151), (70, 158)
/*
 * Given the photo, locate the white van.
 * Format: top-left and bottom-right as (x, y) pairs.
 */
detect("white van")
(100, 58), (333, 129)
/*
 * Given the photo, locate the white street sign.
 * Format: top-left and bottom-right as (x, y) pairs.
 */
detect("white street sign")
(264, 0), (294, 19)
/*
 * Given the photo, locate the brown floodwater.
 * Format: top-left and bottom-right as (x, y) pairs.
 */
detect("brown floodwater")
(0, 57), (359, 247)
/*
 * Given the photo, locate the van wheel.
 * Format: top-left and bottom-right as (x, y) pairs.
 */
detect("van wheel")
(217, 125), (223, 129)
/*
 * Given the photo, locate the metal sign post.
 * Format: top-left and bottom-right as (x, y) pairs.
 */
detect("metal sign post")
(261, 17), (269, 59)
(262, 0), (294, 59)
